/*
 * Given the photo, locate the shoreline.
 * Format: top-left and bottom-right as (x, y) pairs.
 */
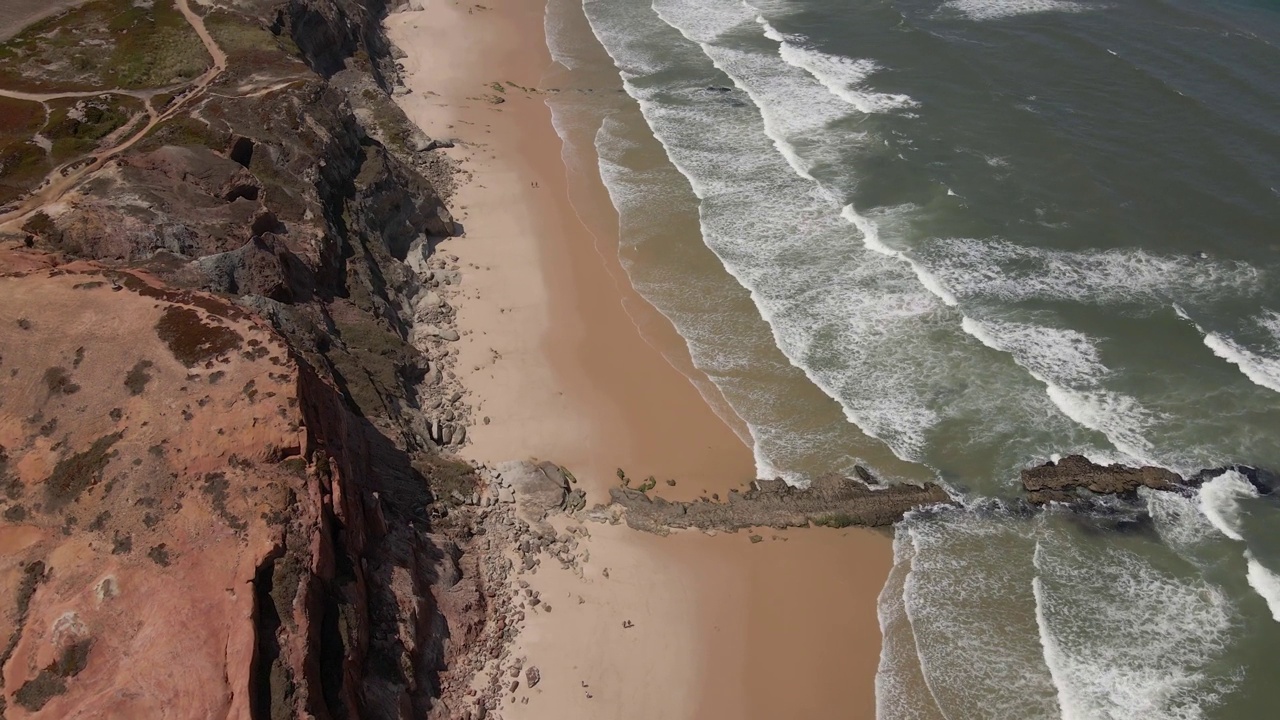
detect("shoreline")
(385, 1), (894, 718)
(387, 2), (757, 504)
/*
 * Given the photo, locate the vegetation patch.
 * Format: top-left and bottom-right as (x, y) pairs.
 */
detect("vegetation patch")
(20, 212), (60, 246)
(138, 114), (227, 153)
(414, 455), (478, 507)
(44, 433), (122, 511)
(155, 306), (243, 367)
(146, 543), (171, 566)
(42, 366), (80, 395)
(0, 0), (210, 92)
(87, 511), (110, 531)
(0, 562), (48, 688)
(327, 310), (418, 418)
(204, 10), (301, 70)
(14, 639), (91, 711)
(202, 472), (247, 532)
(280, 457), (307, 478)
(123, 359), (154, 395)
(0, 96), (49, 205)
(43, 95), (145, 165)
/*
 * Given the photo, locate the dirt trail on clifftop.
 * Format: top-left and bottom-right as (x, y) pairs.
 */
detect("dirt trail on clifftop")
(0, 0), (227, 229)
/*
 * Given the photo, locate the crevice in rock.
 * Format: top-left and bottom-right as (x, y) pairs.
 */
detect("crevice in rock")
(250, 553), (286, 720)
(319, 523), (353, 720)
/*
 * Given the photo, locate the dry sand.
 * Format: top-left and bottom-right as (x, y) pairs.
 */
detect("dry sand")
(387, 0), (756, 504)
(386, 1), (894, 718)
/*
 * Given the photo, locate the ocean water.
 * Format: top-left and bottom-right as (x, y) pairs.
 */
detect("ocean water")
(539, 0), (1280, 716)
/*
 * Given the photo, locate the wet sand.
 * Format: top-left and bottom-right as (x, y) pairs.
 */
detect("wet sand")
(385, 0), (893, 717)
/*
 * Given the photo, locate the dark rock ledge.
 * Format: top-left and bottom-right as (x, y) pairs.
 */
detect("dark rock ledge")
(593, 475), (953, 535)
(1021, 454), (1277, 504)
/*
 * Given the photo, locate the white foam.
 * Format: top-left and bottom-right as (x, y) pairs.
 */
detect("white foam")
(943, 0), (1089, 21)
(961, 317), (1158, 463)
(844, 205), (960, 307)
(1172, 304), (1280, 394)
(586, 0), (1089, 474)
(1175, 308), (1280, 395)
(1197, 469), (1258, 542)
(1245, 551), (1280, 623)
(752, 15), (919, 114)
(875, 527), (947, 719)
(919, 238), (1263, 306)
(901, 515), (1061, 718)
(1200, 332), (1280, 394)
(1143, 488), (1219, 553)
(589, 0), (947, 460)
(1033, 538), (1236, 720)
(543, 0), (579, 70)
(1259, 310), (1280, 341)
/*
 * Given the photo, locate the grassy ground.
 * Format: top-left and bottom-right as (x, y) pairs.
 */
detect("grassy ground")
(44, 94), (146, 164)
(0, 0), (210, 92)
(205, 10), (301, 70)
(0, 93), (145, 206)
(0, 96), (47, 205)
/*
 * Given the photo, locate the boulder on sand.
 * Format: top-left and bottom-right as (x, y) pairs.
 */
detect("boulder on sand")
(493, 460), (570, 532)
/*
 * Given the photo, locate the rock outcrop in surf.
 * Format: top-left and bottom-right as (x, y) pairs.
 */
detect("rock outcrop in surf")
(1022, 454), (1277, 504)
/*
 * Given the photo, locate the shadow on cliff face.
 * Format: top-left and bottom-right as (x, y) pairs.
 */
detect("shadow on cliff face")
(1, 1), (480, 716)
(294, 359), (481, 720)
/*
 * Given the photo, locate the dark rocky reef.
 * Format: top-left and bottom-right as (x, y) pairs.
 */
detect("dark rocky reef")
(600, 475), (952, 535)
(1021, 454), (1277, 505)
(1021, 455), (1182, 504)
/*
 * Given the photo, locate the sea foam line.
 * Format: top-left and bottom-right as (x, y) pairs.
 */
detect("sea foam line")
(601, 0), (1113, 469)
(604, 0), (956, 461)
(1174, 306), (1280, 395)
(747, 9), (919, 114)
(1245, 551), (1280, 623)
(1195, 473), (1280, 624)
(961, 316), (1157, 464)
(942, 0), (1089, 22)
(1032, 537), (1236, 720)
(1196, 469), (1259, 542)
(875, 526), (947, 720)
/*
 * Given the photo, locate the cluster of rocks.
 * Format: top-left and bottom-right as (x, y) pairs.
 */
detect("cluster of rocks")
(430, 460), (595, 720)
(596, 473), (953, 535)
(1021, 454), (1277, 504)
(405, 244), (475, 449)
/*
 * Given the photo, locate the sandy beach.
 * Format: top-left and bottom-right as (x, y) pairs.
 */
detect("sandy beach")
(385, 1), (894, 717)
(387, 1), (756, 504)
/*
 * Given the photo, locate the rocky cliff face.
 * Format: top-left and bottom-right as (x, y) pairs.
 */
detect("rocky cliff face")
(0, 1), (491, 718)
